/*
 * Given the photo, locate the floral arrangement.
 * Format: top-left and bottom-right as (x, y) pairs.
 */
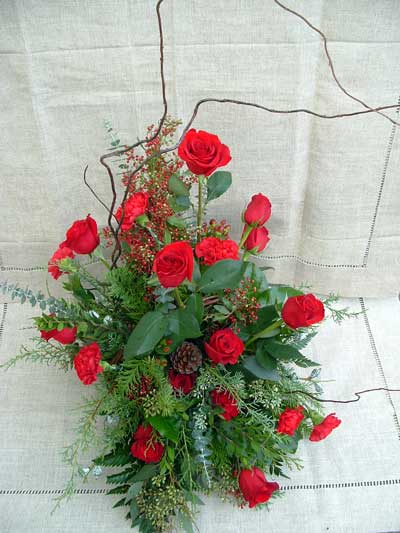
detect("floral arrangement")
(2, 120), (352, 532)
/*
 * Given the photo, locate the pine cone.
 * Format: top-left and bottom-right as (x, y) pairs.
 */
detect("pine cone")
(171, 342), (202, 374)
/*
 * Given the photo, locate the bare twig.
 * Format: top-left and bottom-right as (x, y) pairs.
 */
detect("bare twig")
(292, 387), (400, 405)
(273, 0), (400, 127)
(83, 165), (114, 215)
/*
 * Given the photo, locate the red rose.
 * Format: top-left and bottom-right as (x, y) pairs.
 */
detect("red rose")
(73, 342), (103, 385)
(48, 246), (75, 280)
(152, 241), (194, 288)
(244, 194), (271, 226)
(61, 215), (99, 255)
(168, 370), (196, 395)
(130, 424), (165, 463)
(309, 413), (341, 442)
(115, 192), (149, 231)
(239, 467), (279, 508)
(281, 294), (325, 329)
(195, 237), (239, 266)
(243, 226), (270, 253)
(40, 325), (77, 345)
(178, 129), (231, 177)
(276, 406), (304, 436)
(210, 388), (239, 421)
(205, 328), (244, 365)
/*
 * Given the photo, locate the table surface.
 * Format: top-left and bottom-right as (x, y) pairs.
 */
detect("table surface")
(1, 296), (399, 532)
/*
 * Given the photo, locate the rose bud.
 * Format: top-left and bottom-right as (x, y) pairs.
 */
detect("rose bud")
(281, 294), (325, 329)
(73, 342), (103, 385)
(243, 226), (270, 253)
(309, 413), (341, 442)
(61, 215), (100, 255)
(48, 246), (75, 280)
(244, 193), (271, 226)
(178, 129), (231, 177)
(40, 325), (77, 345)
(276, 406), (304, 436)
(239, 467), (279, 508)
(204, 328), (244, 365)
(152, 241), (194, 288)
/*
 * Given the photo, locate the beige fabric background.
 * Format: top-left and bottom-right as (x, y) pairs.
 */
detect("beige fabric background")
(1, 0), (400, 296)
(1, 1), (400, 532)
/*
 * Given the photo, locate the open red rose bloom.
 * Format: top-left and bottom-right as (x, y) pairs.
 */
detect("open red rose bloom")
(6, 122), (348, 532)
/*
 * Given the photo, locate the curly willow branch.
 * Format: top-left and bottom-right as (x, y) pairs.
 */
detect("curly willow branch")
(292, 387), (400, 405)
(86, 0), (400, 269)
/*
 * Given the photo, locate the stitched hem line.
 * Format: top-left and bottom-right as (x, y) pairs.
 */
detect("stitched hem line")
(360, 297), (400, 440)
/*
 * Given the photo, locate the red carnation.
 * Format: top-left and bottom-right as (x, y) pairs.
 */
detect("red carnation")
(40, 325), (77, 345)
(178, 129), (231, 177)
(204, 328), (244, 365)
(115, 192), (149, 231)
(73, 342), (103, 385)
(210, 388), (239, 421)
(243, 226), (270, 253)
(48, 246), (75, 280)
(152, 241), (194, 288)
(276, 406), (304, 436)
(130, 424), (165, 463)
(195, 237), (239, 266)
(244, 194), (271, 226)
(281, 294), (325, 329)
(168, 370), (196, 395)
(310, 413), (341, 442)
(239, 467), (279, 508)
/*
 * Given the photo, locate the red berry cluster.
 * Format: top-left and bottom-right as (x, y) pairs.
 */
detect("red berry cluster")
(224, 276), (261, 326)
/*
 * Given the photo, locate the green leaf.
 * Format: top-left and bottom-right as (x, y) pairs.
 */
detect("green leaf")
(246, 305), (278, 336)
(167, 215), (186, 228)
(167, 308), (202, 340)
(168, 174), (190, 196)
(124, 311), (168, 358)
(130, 464), (159, 483)
(130, 499), (139, 522)
(148, 415), (180, 443)
(206, 171), (232, 203)
(168, 195), (191, 213)
(126, 482), (143, 503)
(266, 285), (305, 305)
(255, 344), (279, 374)
(185, 293), (204, 323)
(198, 259), (245, 294)
(262, 339), (319, 367)
(262, 339), (303, 361)
(242, 356), (280, 381)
